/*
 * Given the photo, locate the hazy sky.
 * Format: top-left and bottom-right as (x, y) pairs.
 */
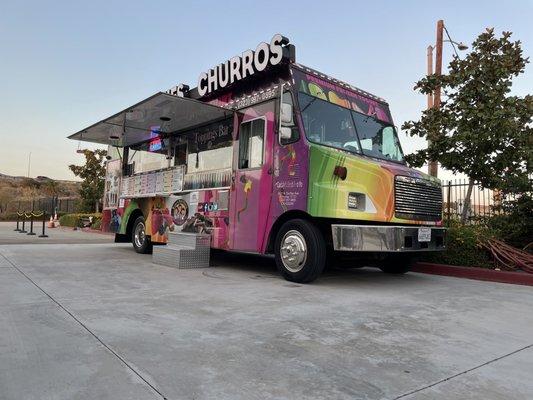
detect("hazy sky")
(0, 0), (531, 181)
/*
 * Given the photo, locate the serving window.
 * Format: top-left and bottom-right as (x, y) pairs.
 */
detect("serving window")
(186, 119), (233, 174)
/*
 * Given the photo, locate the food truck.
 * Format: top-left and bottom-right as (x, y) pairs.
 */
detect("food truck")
(69, 34), (445, 283)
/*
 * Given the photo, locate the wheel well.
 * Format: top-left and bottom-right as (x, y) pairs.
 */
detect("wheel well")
(125, 209), (144, 240)
(266, 210), (314, 253)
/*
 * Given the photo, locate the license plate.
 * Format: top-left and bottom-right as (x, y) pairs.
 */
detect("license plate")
(418, 227), (431, 242)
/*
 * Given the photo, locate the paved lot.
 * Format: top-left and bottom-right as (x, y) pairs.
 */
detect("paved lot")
(0, 223), (532, 399)
(0, 221), (113, 245)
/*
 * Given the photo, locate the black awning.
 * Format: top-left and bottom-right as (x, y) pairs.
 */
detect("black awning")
(68, 92), (233, 147)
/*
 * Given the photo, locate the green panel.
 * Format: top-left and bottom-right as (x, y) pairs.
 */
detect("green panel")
(119, 200), (139, 235)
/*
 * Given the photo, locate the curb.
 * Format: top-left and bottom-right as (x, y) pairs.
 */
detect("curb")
(412, 262), (533, 287)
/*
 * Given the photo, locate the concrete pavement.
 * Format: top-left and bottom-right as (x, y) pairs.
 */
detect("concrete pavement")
(0, 221), (113, 245)
(0, 224), (532, 399)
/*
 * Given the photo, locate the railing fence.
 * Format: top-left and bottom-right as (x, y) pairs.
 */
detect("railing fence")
(5, 197), (79, 215)
(442, 179), (518, 223)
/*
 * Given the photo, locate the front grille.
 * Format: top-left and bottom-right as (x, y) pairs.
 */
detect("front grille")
(395, 176), (442, 221)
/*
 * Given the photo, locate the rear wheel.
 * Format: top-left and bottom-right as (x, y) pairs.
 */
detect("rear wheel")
(132, 216), (152, 254)
(379, 254), (413, 274)
(274, 219), (326, 283)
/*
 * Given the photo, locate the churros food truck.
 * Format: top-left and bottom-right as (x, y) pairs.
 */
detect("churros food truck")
(70, 34), (445, 283)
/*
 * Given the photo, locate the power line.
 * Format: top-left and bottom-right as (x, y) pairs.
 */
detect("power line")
(443, 25), (461, 58)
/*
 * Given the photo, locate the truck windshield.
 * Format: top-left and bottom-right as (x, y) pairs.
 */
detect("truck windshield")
(298, 92), (404, 163)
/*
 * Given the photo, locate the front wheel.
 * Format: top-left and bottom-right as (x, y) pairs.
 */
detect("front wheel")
(132, 216), (152, 254)
(274, 219), (326, 283)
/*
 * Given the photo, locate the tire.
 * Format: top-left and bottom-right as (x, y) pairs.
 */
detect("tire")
(131, 216), (152, 254)
(274, 219), (326, 283)
(379, 254), (413, 274)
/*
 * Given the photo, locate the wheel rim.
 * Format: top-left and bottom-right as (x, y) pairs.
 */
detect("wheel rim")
(134, 221), (146, 248)
(280, 230), (307, 273)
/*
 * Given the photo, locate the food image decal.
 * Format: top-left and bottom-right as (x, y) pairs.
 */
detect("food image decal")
(171, 199), (188, 226)
(151, 199), (174, 240)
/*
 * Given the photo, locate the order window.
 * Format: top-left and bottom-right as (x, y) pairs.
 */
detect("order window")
(239, 118), (265, 169)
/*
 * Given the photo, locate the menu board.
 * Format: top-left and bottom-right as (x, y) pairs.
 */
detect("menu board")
(120, 166), (185, 198)
(147, 173), (157, 194)
(134, 175), (142, 196)
(171, 168), (183, 192)
(103, 159), (121, 210)
(155, 171), (164, 194)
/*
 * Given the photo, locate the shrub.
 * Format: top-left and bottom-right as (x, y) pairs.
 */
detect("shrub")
(486, 194), (533, 249)
(0, 212), (19, 221)
(421, 222), (495, 268)
(59, 213), (102, 228)
(91, 217), (102, 230)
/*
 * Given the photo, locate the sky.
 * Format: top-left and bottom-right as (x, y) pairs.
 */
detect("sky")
(0, 0), (531, 181)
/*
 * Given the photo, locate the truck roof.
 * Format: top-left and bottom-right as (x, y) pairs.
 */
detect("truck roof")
(291, 63), (389, 105)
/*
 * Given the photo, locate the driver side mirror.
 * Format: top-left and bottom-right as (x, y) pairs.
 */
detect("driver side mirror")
(280, 103), (293, 126)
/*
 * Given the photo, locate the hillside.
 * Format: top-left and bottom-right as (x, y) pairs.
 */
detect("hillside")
(0, 173), (81, 213)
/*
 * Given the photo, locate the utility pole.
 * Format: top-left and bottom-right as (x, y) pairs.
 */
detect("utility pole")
(428, 19), (444, 178)
(27, 152), (32, 178)
(427, 45), (434, 109)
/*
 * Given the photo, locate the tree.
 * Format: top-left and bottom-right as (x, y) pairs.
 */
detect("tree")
(69, 149), (107, 212)
(0, 187), (15, 214)
(403, 29), (533, 223)
(42, 180), (60, 197)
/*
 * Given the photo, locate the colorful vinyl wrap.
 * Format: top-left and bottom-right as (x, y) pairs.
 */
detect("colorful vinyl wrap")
(307, 144), (441, 225)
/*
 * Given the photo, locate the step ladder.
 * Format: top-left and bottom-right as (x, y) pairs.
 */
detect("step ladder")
(152, 232), (211, 269)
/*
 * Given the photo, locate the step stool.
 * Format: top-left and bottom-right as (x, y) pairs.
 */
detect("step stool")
(152, 232), (211, 269)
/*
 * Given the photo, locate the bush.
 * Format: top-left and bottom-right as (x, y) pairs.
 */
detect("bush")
(91, 217), (102, 230)
(0, 212), (19, 221)
(421, 222), (495, 268)
(59, 213), (102, 228)
(421, 193), (532, 267)
(486, 194), (533, 249)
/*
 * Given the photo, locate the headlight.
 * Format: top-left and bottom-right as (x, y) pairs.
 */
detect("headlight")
(348, 192), (366, 210)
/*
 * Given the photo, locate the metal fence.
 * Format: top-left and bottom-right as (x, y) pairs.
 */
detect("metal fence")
(5, 197), (79, 215)
(442, 179), (511, 223)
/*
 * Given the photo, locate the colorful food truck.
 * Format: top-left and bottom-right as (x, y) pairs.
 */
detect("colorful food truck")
(70, 34), (445, 283)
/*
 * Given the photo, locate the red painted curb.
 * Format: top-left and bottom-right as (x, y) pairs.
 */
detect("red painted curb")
(412, 262), (533, 287)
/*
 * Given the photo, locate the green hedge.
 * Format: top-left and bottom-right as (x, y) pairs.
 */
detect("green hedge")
(420, 222), (495, 268)
(59, 213), (102, 228)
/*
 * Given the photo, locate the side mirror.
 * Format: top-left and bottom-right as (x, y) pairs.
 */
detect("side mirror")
(280, 127), (292, 141)
(280, 103), (293, 125)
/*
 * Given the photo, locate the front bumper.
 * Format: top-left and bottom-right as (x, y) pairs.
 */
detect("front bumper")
(331, 225), (446, 252)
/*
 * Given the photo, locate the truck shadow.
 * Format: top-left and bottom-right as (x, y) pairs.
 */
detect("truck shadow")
(209, 249), (429, 287)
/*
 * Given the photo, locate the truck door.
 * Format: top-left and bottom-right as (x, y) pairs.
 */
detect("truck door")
(230, 108), (275, 252)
